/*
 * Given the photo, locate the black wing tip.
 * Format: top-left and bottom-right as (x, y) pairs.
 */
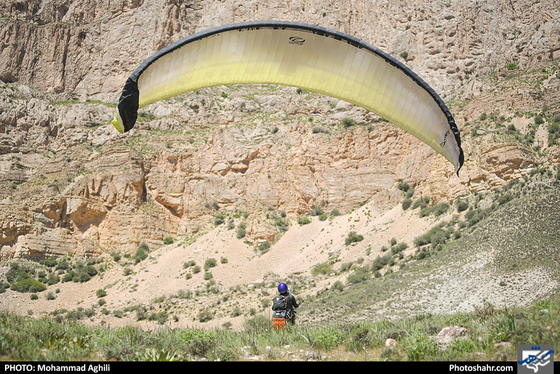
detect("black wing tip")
(116, 78), (140, 133)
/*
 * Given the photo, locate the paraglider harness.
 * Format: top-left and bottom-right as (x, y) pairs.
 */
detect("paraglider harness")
(271, 293), (296, 329)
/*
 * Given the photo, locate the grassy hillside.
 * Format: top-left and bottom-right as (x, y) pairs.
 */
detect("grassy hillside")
(298, 167), (560, 325)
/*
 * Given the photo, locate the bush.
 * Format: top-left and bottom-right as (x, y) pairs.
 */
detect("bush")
(236, 222), (246, 239)
(548, 122), (560, 145)
(419, 206), (433, 217)
(110, 252), (121, 262)
(412, 196), (430, 209)
(404, 332), (438, 360)
(331, 281), (344, 292)
(11, 278), (46, 293)
(197, 310), (214, 323)
(433, 203), (450, 216)
(402, 197), (413, 210)
(56, 259), (70, 270)
(257, 241), (271, 253)
(84, 265), (98, 277)
(497, 193), (513, 205)
(213, 214), (225, 226)
(163, 237), (174, 245)
(392, 242), (408, 254)
(39, 258), (58, 268)
(274, 218), (289, 231)
(341, 118), (357, 128)
(534, 114), (545, 125)
(204, 258), (217, 270)
(312, 127), (330, 134)
(456, 200), (469, 212)
(466, 208), (486, 227)
(345, 231), (364, 245)
(372, 254), (391, 271)
(77, 271), (92, 283)
(134, 248), (148, 264)
(347, 266), (370, 284)
(46, 273), (60, 285)
(414, 222), (453, 248)
(313, 327), (344, 350)
(398, 182), (410, 192)
(6, 262), (34, 284)
(311, 262), (333, 276)
(310, 206), (324, 216)
(297, 216), (311, 225)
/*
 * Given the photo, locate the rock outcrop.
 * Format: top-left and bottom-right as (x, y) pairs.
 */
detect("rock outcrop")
(1, 0), (559, 260)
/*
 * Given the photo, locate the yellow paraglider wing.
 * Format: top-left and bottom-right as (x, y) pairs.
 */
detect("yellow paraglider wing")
(113, 21), (463, 172)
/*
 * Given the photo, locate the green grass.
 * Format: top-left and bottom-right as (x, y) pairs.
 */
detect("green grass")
(1, 299), (558, 361)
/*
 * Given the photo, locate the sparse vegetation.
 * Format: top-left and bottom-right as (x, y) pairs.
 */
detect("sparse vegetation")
(1, 298), (558, 361)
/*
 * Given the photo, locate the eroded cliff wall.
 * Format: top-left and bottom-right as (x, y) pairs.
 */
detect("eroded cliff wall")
(1, 0), (559, 258)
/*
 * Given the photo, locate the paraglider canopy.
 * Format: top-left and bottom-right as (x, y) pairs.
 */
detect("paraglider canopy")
(112, 21), (464, 173)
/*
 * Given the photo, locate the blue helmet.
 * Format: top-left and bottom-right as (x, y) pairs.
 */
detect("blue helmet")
(278, 283), (288, 293)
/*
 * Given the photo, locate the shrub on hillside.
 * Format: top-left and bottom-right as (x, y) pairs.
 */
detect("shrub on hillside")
(257, 241), (271, 253)
(236, 222), (246, 239)
(204, 258), (217, 270)
(412, 196), (430, 209)
(311, 262), (333, 276)
(456, 200), (469, 212)
(11, 278), (46, 293)
(347, 266), (370, 284)
(213, 214), (225, 226)
(345, 231), (364, 245)
(297, 216), (311, 225)
(433, 203), (450, 216)
(402, 197), (413, 210)
(134, 247), (148, 264)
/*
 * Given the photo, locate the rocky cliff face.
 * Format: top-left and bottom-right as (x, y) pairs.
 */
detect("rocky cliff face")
(2, 0), (559, 99)
(1, 0), (559, 259)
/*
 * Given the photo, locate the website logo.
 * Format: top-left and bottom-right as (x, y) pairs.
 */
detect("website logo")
(518, 345), (554, 374)
(289, 36), (305, 45)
